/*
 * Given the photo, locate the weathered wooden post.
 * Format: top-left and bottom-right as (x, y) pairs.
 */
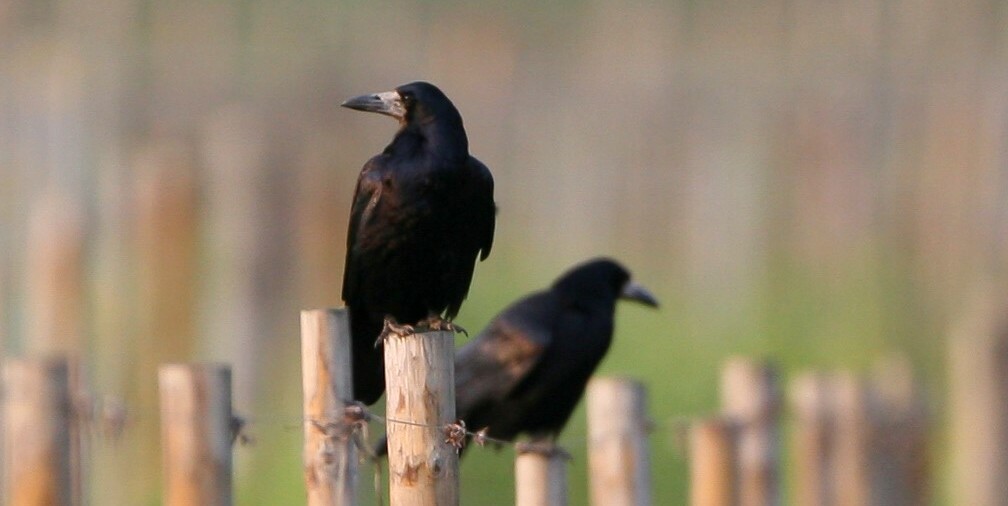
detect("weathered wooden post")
(720, 358), (780, 506)
(301, 309), (357, 505)
(383, 330), (459, 505)
(587, 377), (652, 506)
(2, 357), (73, 506)
(690, 417), (738, 506)
(159, 364), (233, 506)
(515, 447), (569, 506)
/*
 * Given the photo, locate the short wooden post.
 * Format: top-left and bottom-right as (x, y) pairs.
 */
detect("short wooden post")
(789, 373), (834, 506)
(587, 377), (652, 506)
(301, 309), (357, 505)
(2, 357), (73, 506)
(159, 364), (233, 506)
(383, 330), (459, 506)
(515, 449), (568, 506)
(720, 358), (780, 506)
(690, 417), (738, 506)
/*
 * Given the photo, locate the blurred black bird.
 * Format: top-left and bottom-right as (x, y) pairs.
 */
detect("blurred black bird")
(340, 82), (496, 405)
(453, 258), (657, 452)
(376, 258), (657, 457)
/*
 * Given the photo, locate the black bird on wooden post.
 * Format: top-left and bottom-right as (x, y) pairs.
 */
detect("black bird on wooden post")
(340, 82), (496, 405)
(453, 258), (657, 452)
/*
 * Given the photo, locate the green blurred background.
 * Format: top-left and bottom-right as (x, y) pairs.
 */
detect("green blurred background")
(2, 0), (1006, 503)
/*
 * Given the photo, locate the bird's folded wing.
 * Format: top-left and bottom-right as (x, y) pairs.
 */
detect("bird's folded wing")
(454, 319), (546, 415)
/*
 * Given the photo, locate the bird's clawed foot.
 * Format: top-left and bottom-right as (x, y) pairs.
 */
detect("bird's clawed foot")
(516, 440), (571, 460)
(417, 315), (468, 336)
(375, 317), (416, 347)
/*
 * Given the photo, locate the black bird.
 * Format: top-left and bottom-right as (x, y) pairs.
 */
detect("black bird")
(374, 259), (657, 456)
(341, 82), (495, 405)
(452, 258), (657, 452)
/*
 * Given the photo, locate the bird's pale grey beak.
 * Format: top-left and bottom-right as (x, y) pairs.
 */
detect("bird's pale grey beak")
(341, 90), (406, 120)
(620, 280), (659, 307)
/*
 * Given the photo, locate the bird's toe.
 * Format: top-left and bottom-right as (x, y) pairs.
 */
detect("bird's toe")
(418, 315), (468, 336)
(377, 317), (416, 346)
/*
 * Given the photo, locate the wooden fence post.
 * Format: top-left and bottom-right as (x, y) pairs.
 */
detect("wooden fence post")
(587, 377), (652, 506)
(789, 373), (834, 506)
(949, 295), (1008, 506)
(788, 363), (928, 506)
(25, 191), (85, 356)
(720, 358), (780, 506)
(2, 357), (73, 506)
(870, 354), (931, 505)
(301, 309), (357, 505)
(159, 364), (233, 506)
(383, 330), (458, 506)
(515, 449), (568, 506)
(690, 417), (738, 506)
(132, 141), (200, 365)
(869, 356), (929, 506)
(831, 372), (870, 506)
(24, 192), (88, 505)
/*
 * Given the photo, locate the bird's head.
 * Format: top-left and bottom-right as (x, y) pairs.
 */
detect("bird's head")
(341, 81), (461, 128)
(552, 258), (659, 308)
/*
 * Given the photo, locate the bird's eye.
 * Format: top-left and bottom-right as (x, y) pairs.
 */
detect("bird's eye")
(399, 92), (414, 107)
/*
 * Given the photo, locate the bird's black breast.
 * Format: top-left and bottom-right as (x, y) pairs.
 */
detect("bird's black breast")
(342, 151), (493, 324)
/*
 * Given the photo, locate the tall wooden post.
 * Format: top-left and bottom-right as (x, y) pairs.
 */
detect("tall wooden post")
(587, 377), (652, 506)
(2, 357), (73, 506)
(25, 192), (85, 356)
(301, 309), (357, 505)
(159, 364), (233, 506)
(690, 417), (738, 506)
(383, 330), (458, 505)
(24, 193), (87, 505)
(515, 449), (568, 506)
